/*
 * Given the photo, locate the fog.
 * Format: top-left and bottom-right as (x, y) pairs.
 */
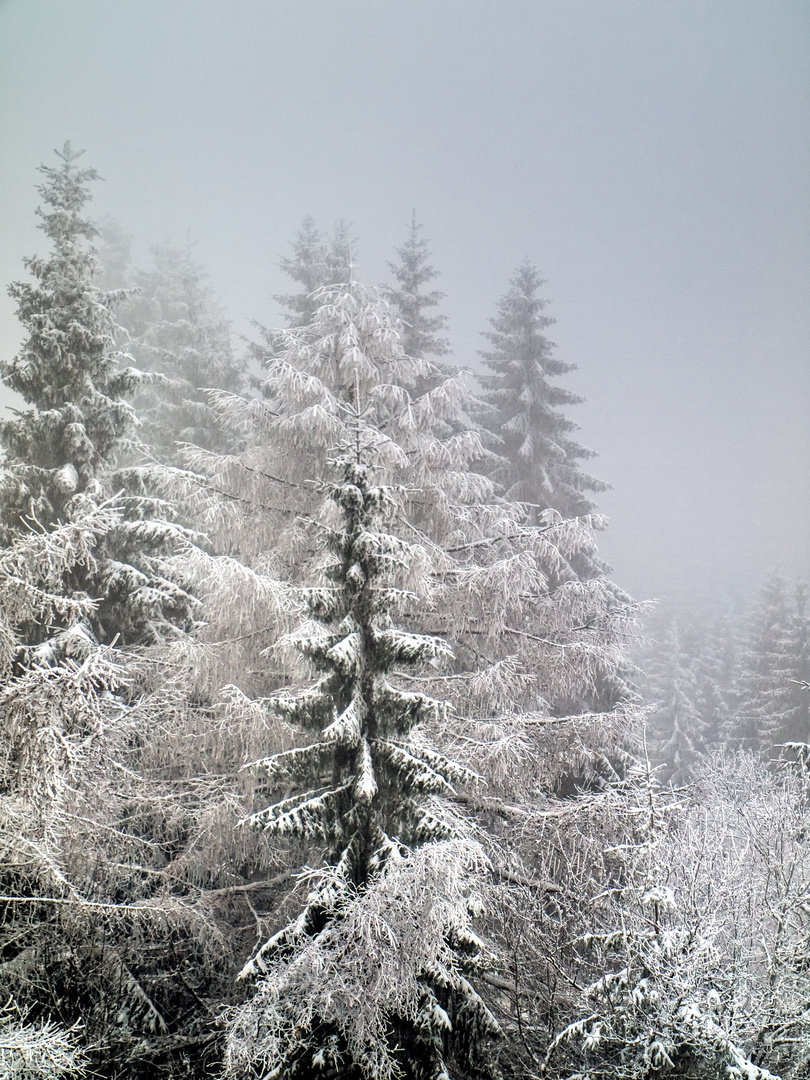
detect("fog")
(1, 0), (807, 609)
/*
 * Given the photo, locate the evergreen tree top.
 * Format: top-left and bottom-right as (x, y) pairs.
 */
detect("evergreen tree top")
(275, 217), (357, 327)
(2, 142), (136, 497)
(112, 237), (246, 459)
(386, 214), (451, 360)
(480, 261), (573, 385)
(479, 261), (609, 518)
(0, 145), (198, 650)
(34, 142), (99, 245)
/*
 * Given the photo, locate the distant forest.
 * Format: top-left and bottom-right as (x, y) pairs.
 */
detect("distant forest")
(1, 143), (808, 1080)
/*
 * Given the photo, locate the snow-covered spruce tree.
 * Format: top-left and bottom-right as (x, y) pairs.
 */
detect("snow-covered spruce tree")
(0, 511), (151, 1070)
(0, 143), (197, 650)
(733, 573), (810, 752)
(479, 263), (609, 520)
(275, 217), (356, 327)
(386, 215), (451, 363)
(689, 611), (741, 752)
(642, 619), (708, 786)
(95, 216), (134, 292)
(113, 239), (247, 463)
(226, 446), (500, 1080)
(0, 150), (263, 1078)
(1, 145), (136, 536)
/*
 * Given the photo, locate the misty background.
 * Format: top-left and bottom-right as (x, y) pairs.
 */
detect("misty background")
(1, 0), (807, 608)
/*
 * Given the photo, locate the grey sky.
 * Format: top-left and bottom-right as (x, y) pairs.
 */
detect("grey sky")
(1, 0), (808, 606)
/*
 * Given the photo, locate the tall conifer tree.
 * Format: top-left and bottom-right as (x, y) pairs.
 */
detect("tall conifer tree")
(734, 574), (810, 752)
(644, 619), (708, 785)
(0, 144), (196, 651)
(275, 217), (356, 327)
(479, 263), (608, 519)
(227, 438), (500, 1080)
(387, 215), (451, 361)
(114, 240), (247, 462)
(1, 145), (138, 536)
